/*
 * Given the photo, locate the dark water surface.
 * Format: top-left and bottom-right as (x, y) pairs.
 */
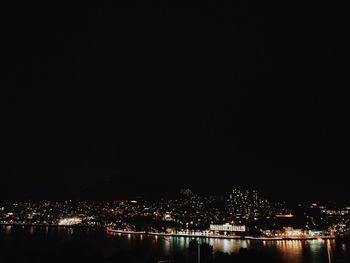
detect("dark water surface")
(0, 225), (349, 262)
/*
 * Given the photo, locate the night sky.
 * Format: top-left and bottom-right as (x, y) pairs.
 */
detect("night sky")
(1, 2), (349, 202)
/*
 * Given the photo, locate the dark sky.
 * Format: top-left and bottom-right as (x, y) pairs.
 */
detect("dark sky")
(1, 2), (349, 202)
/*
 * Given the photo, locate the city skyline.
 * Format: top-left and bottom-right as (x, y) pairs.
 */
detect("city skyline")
(1, 188), (349, 239)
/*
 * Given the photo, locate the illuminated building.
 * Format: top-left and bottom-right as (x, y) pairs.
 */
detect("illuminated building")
(210, 223), (246, 235)
(58, 217), (82, 226)
(228, 189), (270, 218)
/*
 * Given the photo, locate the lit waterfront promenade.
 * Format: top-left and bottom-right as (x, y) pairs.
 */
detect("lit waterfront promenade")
(106, 228), (336, 241)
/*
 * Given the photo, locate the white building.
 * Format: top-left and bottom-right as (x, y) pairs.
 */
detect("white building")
(210, 223), (246, 232)
(58, 217), (82, 226)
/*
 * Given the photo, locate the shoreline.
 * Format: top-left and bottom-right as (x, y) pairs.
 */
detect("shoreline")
(1, 224), (341, 241)
(0, 223), (103, 228)
(106, 228), (337, 241)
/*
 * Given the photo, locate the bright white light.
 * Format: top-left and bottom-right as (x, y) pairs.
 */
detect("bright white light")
(58, 217), (82, 226)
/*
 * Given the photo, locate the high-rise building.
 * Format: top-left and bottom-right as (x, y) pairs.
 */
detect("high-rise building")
(228, 189), (270, 219)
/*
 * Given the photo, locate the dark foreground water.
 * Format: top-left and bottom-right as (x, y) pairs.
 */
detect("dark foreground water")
(0, 225), (349, 263)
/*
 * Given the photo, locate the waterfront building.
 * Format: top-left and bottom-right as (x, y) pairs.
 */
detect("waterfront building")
(210, 223), (246, 235)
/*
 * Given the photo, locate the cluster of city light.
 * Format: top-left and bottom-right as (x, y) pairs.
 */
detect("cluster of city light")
(1, 190), (350, 241)
(276, 214), (294, 218)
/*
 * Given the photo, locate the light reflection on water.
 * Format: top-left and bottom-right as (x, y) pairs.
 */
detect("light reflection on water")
(1, 226), (349, 263)
(162, 237), (171, 255)
(165, 237), (348, 263)
(207, 238), (249, 254)
(308, 239), (325, 263)
(272, 240), (304, 263)
(5, 225), (12, 235)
